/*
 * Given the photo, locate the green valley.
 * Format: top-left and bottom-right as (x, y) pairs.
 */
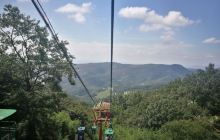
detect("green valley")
(60, 63), (192, 99)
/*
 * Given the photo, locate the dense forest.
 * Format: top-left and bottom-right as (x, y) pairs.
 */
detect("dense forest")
(60, 62), (191, 99)
(0, 5), (93, 139)
(0, 5), (220, 140)
(112, 63), (220, 140)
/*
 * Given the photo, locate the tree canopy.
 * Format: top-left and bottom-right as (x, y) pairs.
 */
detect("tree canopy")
(1, 4), (220, 140)
(0, 5), (93, 139)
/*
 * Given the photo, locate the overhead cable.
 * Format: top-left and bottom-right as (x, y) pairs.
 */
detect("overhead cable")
(31, 0), (96, 105)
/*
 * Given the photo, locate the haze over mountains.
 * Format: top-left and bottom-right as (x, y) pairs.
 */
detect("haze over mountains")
(60, 62), (192, 99)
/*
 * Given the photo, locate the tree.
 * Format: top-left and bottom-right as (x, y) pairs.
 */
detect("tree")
(0, 5), (78, 139)
(0, 5), (74, 93)
(143, 95), (207, 129)
(160, 119), (220, 140)
(184, 63), (220, 115)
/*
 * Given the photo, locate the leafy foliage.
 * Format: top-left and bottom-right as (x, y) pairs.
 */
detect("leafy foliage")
(1, 4), (220, 140)
(160, 119), (220, 140)
(50, 111), (79, 140)
(113, 64), (220, 129)
(114, 126), (159, 140)
(0, 5), (92, 140)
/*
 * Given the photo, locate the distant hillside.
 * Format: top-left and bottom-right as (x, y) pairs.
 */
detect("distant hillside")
(60, 63), (192, 98)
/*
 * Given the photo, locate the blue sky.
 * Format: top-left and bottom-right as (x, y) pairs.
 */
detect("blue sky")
(0, 0), (220, 68)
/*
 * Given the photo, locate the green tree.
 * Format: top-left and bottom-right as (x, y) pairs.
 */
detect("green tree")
(0, 5), (74, 93)
(186, 64), (220, 115)
(50, 111), (80, 140)
(143, 95), (207, 129)
(160, 119), (220, 140)
(0, 5), (81, 139)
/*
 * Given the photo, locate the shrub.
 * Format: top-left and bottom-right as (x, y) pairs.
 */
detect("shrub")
(160, 119), (220, 140)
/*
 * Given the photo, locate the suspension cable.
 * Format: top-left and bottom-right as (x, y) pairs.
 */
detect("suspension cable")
(110, 0), (114, 121)
(36, 0), (56, 35)
(31, 0), (96, 105)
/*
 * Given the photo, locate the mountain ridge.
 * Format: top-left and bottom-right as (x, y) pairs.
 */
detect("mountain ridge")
(60, 62), (192, 98)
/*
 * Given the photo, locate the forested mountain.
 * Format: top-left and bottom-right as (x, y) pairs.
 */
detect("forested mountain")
(60, 62), (191, 98)
(112, 63), (220, 140)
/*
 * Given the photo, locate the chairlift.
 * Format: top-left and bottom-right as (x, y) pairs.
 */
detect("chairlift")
(77, 126), (85, 140)
(91, 124), (97, 134)
(104, 127), (114, 140)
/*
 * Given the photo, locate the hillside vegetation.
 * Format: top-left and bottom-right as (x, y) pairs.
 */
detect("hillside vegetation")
(61, 62), (191, 98)
(1, 5), (220, 140)
(112, 63), (220, 140)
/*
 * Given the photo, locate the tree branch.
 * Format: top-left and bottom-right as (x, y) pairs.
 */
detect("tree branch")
(0, 28), (26, 64)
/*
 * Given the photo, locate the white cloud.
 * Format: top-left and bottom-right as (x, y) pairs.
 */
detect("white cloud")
(61, 36), (220, 68)
(118, 7), (148, 19)
(164, 11), (194, 26)
(119, 6), (195, 32)
(68, 13), (86, 23)
(139, 24), (169, 32)
(203, 37), (220, 44)
(160, 30), (176, 44)
(55, 2), (92, 23)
